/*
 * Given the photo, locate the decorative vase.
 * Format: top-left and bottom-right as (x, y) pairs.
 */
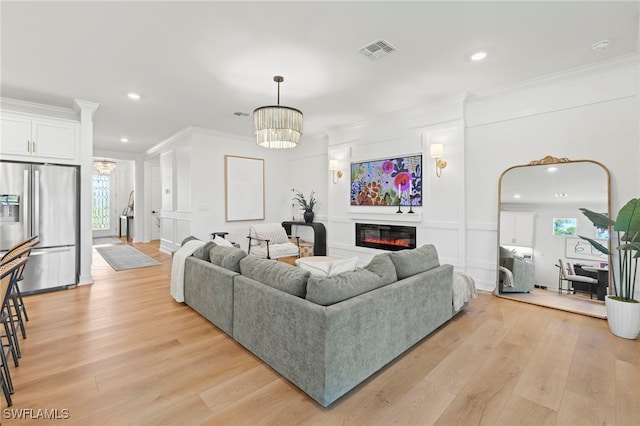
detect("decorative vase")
(605, 295), (640, 340)
(303, 209), (314, 223)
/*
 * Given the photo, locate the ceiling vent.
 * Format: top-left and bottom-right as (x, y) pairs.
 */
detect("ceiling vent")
(358, 38), (397, 61)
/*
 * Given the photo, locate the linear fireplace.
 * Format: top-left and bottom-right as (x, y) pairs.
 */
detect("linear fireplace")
(355, 223), (417, 251)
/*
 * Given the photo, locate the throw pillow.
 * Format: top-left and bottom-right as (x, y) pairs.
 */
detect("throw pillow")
(306, 269), (383, 306)
(297, 259), (333, 276)
(389, 244), (440, 280)
(209, 246), (247, 272)
(192, 241), (216, 261)
(213, 235), (233, 247)
(252, 225), (289, 245)
(364, 253), (398, 286)
(221, 248), (247, 272)
(328, 256), (359, 276)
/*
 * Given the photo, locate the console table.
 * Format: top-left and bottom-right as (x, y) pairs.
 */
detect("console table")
(281, 221), (326, 256)
(119, 215), (133, 242)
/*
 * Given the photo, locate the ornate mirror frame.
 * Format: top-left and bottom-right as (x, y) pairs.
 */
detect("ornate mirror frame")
(496, 155), (611, 295)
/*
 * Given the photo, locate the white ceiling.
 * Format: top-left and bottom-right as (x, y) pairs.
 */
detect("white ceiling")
(1, 1), (638, 154)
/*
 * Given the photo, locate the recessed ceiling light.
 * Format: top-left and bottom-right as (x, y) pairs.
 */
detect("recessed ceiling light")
(120, 137), (129, 143)
(547, 166), (558, 173)
(514, 194), (521, 199)
(470, 51), (487, 61)
(591, 40), (611, 52)
(127, 92), (141, 100)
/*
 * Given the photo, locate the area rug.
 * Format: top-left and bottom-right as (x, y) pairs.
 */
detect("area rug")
(92, 236), (124, 246)
(96, 245), (161, 271)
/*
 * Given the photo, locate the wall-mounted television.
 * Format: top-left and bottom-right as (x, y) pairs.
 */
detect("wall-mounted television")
(350, 154), (422, 206)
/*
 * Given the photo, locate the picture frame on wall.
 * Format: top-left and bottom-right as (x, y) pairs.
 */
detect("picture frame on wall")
(565, 236), (608, 261)
(350, 154), (422, 206)
(552, 218), (577, 236)
(225, 155), (265, 221)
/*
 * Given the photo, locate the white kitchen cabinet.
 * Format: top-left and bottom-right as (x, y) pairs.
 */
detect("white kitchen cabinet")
(500, 211), (535, 247)
(1, 111), (79, 163)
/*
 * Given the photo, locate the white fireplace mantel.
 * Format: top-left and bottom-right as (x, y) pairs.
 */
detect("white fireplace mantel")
(348, 208), (423, 224)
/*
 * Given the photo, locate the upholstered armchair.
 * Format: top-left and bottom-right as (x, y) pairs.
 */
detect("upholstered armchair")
(247, 223), (300, 260)
(499, 246), (535, 293)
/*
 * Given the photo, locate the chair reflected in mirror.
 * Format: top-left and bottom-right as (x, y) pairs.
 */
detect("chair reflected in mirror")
(557, 258), (598, 299)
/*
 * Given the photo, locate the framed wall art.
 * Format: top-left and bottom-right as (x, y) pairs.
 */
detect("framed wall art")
(553, 217), (577, 236)
(565, 236), (608, 261)
(225, 155), (265, 221)
(350, 154), (422, 206)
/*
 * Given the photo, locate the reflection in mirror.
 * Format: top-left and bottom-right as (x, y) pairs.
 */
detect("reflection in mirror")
(497, 156), (610, 316)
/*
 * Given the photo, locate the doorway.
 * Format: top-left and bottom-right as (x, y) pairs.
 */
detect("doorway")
(151, 164), (161, 241)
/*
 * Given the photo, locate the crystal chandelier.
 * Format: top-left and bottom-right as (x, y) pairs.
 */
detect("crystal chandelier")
(94, 160), (117, 175)
(253, 76), (303, 149)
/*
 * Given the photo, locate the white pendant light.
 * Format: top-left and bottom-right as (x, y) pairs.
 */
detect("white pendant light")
(253, 76), (303, 149)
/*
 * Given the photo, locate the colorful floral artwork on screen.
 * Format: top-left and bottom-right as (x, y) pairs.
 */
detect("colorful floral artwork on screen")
(350, 155), (422, 206)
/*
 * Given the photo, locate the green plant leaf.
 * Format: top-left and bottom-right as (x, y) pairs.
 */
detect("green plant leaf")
(613, 198), (640, 233)
(579, 208), (615, 228)
(578, 236), (610, 255)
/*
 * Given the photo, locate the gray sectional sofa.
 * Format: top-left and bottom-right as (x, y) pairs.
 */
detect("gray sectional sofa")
(182, 242), (464, 407)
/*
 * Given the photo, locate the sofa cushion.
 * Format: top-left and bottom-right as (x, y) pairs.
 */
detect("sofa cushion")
(239, 256), (310, 297)
(306, 269), (384, 306)
(209, 246), (247, 273)
(363, 253), (398, 286)
(192, 241), (216, 261)
(389, 244), (440, 280)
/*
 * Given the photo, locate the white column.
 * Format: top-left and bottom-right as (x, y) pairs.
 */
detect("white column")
(73, 99), (99, 286)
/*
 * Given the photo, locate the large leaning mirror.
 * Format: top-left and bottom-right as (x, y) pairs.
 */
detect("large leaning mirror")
(496, 156), (610, 314)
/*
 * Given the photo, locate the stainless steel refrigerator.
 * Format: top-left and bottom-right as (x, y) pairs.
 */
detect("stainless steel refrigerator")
(0, 161), (79, 294)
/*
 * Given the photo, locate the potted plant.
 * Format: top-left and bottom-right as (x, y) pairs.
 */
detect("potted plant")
(292, 189), (316, 223)
(579, 198), (640, 339)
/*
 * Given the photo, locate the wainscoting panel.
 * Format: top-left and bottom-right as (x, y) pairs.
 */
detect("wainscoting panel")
(466, 224), (499, 292)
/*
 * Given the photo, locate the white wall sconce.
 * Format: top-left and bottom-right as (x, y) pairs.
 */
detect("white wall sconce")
(429, 144), (447, 178)
(329, 160), (343, 184)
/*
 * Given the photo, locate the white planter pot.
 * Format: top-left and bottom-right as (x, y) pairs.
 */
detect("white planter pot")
(605, 295), (640, 340)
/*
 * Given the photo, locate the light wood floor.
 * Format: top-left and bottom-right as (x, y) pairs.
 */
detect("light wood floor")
(6, 241), (639, 425)
(498, 288), (607, 319)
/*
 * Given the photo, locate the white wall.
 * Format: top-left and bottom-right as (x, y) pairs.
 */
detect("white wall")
(466, 60), (639, 294)
(151, 127), (297, 253)
(314, 58), (637, 301)
(324, 96), (467, 267)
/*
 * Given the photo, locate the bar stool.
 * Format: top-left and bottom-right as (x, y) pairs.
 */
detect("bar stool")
(0, 256), (29, 405)
(1, 236), (38, 340)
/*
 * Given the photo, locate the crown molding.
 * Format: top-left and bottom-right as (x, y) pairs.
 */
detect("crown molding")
(73, 99), (100, 118)
(145, 125), (253, 156)
(0, 96), (78, 121)
(469, 53), (639, 100)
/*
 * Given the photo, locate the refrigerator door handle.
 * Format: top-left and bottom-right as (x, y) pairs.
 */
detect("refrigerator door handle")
(34, 169), (40, 237)
(23, 169), (30, 239)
